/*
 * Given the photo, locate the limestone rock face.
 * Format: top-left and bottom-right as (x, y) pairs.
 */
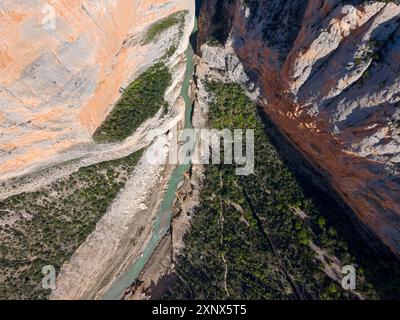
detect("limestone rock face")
(0, 0), (189, 180)
(199, 0), (400, 256)
(201, 44), (251, 86)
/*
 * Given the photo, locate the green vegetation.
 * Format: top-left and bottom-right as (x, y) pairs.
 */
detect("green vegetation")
(355, 38), (386, 87)
(206, 36), (221, 47)
(355, 39), (382, 67)
(163, 82), (399, 300)
(0, 150), (142, 299)
(93, 63), (171, 143)
(141, 9), (188, 59)
(142, 10), (187, 45)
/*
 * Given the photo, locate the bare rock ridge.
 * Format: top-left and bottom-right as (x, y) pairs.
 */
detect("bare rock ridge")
(198, 0), (400, 257)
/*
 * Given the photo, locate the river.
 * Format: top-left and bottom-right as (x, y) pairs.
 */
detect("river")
(102, 14), (197, 300)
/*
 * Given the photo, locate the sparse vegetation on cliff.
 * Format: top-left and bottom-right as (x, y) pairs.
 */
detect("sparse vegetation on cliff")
(93, 63), (171, 143)
(0, 150), (142, 299)
(142, 10), (189, 60)
(205, 36), (221, 47)
(142, 10), (188, 45)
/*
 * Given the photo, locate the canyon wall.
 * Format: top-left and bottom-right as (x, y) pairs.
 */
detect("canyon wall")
(0, 0), (189, 180)
(199, 0), (400, 256)
(2, 0), (400, 258)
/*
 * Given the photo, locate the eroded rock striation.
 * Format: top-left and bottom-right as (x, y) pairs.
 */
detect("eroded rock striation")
(0, 0), (189, 180)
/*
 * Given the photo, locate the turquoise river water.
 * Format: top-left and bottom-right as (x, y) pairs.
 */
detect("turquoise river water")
(102, 17), (197, 300)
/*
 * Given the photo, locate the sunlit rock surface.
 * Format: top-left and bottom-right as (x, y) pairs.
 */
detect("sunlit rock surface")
(0, 0), (188, 180)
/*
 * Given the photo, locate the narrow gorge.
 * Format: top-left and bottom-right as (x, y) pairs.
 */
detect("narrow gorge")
(0, 0), (399, 300)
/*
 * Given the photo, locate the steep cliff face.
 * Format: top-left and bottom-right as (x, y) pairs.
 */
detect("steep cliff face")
(0, 0), (189, 180)
(199, 0), (400, 256)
